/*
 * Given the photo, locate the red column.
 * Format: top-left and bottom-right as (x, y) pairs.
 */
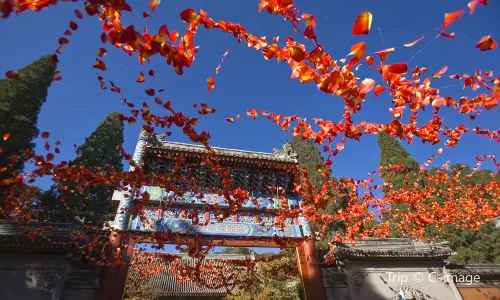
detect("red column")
(97, 232), (135, 300)
(296, 238), (326, 300)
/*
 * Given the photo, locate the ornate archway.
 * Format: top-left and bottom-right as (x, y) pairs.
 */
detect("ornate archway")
(97, 129), (326, 300)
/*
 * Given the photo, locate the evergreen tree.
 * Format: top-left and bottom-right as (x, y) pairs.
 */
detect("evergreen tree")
(39, 112), (124, 222)
(291, 136), (347, 252)
(377, 132), (420, 237)
(0, 55), (57, 200)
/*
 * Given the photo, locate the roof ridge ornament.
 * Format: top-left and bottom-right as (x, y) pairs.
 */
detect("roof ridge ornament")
(139, 127), (166, 147)
(273, 141), (298, 160)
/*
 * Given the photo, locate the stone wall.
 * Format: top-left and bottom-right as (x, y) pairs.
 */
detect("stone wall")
(321, 238), (500, 300)
(0, 220), (99, 300)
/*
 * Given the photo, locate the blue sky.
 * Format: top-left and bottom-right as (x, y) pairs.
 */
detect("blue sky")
(1, 0), (499, 253)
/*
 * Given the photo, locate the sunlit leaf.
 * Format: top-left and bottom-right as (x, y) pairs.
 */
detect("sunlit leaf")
(97, 48), (107, 57)
(348, 41), (366, 59)
(388, 63), (408, 74)
(404, 36), (424, 47)
(180, 8), (197, 23)
(3, 133), (10, 140)
(137, 71), (145, 82)
(352, 11), (372, 35)
(289, 46), (305, 62)
(359, 78), (375, 94)
(365, 56), (374, 65)
(93, 59), (106, 71)
(302, 14), (316, 27)
(433, 66), (448, 78)
(226, 118), (234, 122)
(441, 10), (464, 37)
(374, 85), (386, 98)
(149, 0), (160, 12)
(476, 36), (497, 51)
(5, 70), (19, 79)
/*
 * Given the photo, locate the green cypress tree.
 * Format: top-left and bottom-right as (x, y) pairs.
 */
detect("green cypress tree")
(0, 55), (57, 194)
(377, 132), (420, 237)
(291, 136), (347, 252)
(39, 112), (124, 222)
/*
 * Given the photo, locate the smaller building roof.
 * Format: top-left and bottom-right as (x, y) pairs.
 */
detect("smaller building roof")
(125, 252), (253, 297)
(327, 238), (454, 262)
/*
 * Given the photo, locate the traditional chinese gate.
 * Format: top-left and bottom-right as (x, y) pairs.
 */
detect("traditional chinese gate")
(97, 129), (326, 300)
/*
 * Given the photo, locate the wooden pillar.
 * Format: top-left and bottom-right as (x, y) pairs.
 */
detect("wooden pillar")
(296, 238), (326, 300)
(96, 232), (135, 300)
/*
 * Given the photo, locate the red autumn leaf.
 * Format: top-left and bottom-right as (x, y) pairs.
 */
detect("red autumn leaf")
(97, 48), (107, 57)
(352, 11), (372, 35)
(349, 41), (366, 59)
(336, 143), (344, 151)
(149, 0), (160, 12)
(41, 132), (49, 139)
(303, 26), (317, 44)
(247, 109), (258, 120)
(365, 56), (374, 65)
(236, 115), (241, 120)
(441, 10), (464, 34)
(3, 133), (10, 140)
(180, 8), (197, 23)
(226, 118), (234, 122)
(159, 25), (169, 38)
(359, 78), (375, 94)
(389, 107), (405, 119)
(5, 70), (19, 79)
(388, 63), (408, 74)
(476, 36), (497, 51)
(301, 14), (316, 27)
(207, 76), (215, 92)
(100, 33), (107, 43)
(441, 32), (455, 38)
(0, 167), (6, 172)
(143, 11), (152, 18)
(93, 59), (106, 71)
(437, 148), (443, 155)
(44, 142), (50, 151)
(433, 66), (448, 78)
(69, 21), (78, 31)
(289, 46), (305, 62)
(137, 71), (145, 83)
(158, 88), (165, 93)
(404, 36), (424, 47)
(58, 37), (69, 46)
(148, 70), (155, 78)
(64, 30), (72, 36)
(374, 85), (386, 98)
(74, 9), (83, 19)
(468, 1), (477, 14)
(154, 97), (162, 105)
(46, 153), (55, 161)
(374, 48), (395, 63)
(145, 88), (155, 96)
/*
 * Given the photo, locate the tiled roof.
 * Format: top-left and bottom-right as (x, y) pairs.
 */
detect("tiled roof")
(125, 252), (253, 297)
(0, 220), (79, 252)
(144, 138), (298, 164)
(326, 238), (454, 262)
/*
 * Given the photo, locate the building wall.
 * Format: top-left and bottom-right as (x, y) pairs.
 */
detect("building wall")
(322, 261), (461, 300)
(0, 252), (98, 300)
